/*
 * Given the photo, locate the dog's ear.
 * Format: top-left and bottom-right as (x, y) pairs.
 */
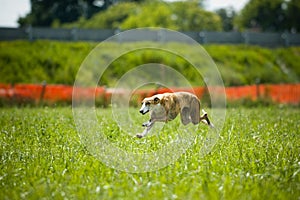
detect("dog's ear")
(154, 97), (160, 104)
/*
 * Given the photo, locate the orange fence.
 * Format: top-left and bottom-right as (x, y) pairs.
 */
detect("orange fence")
(0, 83), (299, 105)
(225, 84), (300, 104)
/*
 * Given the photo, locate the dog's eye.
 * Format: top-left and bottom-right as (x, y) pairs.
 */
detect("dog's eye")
(146, 102), (150, 106)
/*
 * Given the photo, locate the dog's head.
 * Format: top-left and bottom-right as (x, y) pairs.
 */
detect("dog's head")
(139, 95), (161, 115)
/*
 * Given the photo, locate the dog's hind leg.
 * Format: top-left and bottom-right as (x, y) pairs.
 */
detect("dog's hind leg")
(200, 109), (214, 128)
(180, 107), (191, 125)
(190, 98), (200, 125)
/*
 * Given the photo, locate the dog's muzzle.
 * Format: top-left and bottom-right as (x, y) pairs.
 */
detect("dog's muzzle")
(139, 109), (149, 115)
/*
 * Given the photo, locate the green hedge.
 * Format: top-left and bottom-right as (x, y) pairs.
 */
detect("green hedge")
(0, 40), (299, 86)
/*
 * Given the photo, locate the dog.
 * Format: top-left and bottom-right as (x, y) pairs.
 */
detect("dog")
(137, 92), (213, 138)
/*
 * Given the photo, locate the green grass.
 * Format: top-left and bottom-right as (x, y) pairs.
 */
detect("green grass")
(0, 107), (299, 199)
(0, 40), (299, 86)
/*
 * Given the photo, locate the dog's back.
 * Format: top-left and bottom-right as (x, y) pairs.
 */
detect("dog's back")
(173, 92), (200, 125)
(174, 92), (200, 108)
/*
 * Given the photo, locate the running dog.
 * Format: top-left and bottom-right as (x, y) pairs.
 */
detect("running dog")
(137, 92), (213, 138)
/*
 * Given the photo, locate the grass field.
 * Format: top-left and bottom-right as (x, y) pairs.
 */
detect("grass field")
(1, 40), (299, 86)
(0, 107), (299, 199)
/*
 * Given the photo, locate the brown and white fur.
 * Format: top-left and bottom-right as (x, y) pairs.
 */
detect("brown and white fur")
(137, 92), (213, 138)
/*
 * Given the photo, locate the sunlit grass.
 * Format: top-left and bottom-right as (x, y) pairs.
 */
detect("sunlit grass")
(0, 41), (299, 86)
(0, 107), (299, 199)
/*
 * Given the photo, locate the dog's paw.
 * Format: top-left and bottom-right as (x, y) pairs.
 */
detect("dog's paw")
(136, 134), (144, 138)
(142, 121), (151, 127)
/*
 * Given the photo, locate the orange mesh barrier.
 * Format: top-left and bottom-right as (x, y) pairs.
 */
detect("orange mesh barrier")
(0, 83), (299, 105)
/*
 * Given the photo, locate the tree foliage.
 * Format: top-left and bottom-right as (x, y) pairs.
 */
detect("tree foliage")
(64, 1), (222, 31)
(215, 7), (236, 31)
(18, 0), (132, 27)
(18, 0), (300, 32)
(235, 0), (300, 32)
(64, 2), (138, 29)
(170, 1), (222, 31)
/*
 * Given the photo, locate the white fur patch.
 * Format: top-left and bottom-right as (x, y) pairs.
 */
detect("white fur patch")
(140, 102), (150, 114)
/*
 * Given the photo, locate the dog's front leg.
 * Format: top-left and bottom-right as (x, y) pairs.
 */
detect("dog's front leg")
(137, 120), (155, 138)
(142, 120), (153, 127)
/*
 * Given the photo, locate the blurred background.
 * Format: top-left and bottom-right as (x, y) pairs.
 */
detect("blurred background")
(0, 0), (299, 106)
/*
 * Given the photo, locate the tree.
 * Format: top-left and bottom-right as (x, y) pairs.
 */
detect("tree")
(18, 0), (134, 27)
(63, 1), (221, 31)
(235, 0), (300, 32)
(76, 2), (138, 29)
(216, 7), (236, 31)
(286, 0), (300, 32)
(121, 1), (222, 31)
(172, 1), (222, 31)
(120, 2), (177, 30)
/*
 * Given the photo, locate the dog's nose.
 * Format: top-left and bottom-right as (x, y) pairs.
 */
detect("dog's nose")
(139, 110), (143, 114)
